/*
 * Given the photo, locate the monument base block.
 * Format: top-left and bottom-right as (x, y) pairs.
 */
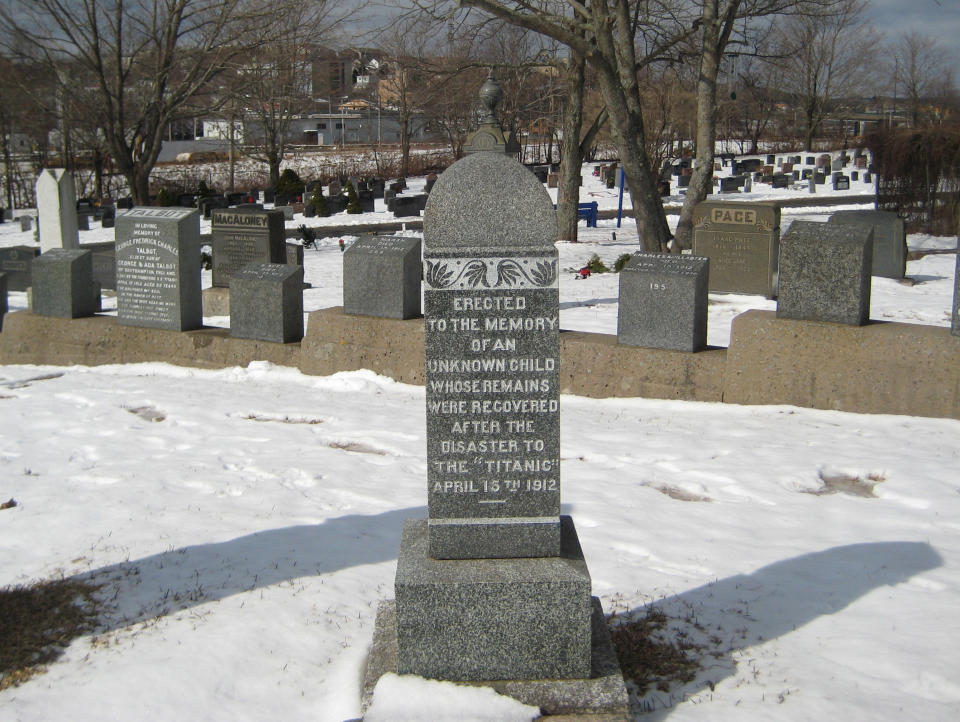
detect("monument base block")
(366, 597), (629, 718)
(428, 517), (561, 559)
(396, 516), (592, 681)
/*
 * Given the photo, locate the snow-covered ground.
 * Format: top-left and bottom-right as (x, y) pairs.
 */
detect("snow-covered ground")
(1, 161), (959, 721)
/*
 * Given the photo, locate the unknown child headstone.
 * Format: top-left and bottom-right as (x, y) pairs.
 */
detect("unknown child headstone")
(31, 248), (98, 318)
(618, 253), (709, 352)
(36, 169), (79, 252)
(343, 235), (422, 319)
(115, 207), (202, 331)
(400, 150), (594, 681)
(692, 201), (780, 297)
(0, 245), (40, 291)
(211, 207), (285, 287)
(827, 210), (906, 279)
(229, 263), (303, 343)
(777, 221), (872, 326)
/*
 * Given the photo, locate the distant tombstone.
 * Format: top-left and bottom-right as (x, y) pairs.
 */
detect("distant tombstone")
(384, 189), (397, 206)
(782, 162), (794, 173)
(83, 241), (117, 291)
(766, 154), (775, 165)
(285, 242), (304, 267)
(358, 189), (376, 213)
(101, 208), (116, 228)
(777, 221), (872, 326)
(115, 207), (202, 331)
(792, 170), (800, 181)
(719, 177), (740, 193)
(19, 216), (32, 232)
(833, 175), (850, 191)
(806, 156), (815, 165)
(343, 235), (422, 319)
(827, 210), (907, 279)
(772, 174), (789, 189)
(278, 205), (295, 221)
(856, 156), (868, 169)
(31, 249), (98, 318)
(658, 180), (671, 196)
(328, 180), (341, 196)
(116, 197), (134, 210)
(229, 263), (303, 343)
(392, 195), (421, 217)
(743, 176), (753, 193)
(326, 195), (347, 214)
(816, 154), (831, 169)
(692, 201), (779, 297)
(802, 168), (813, 180)
(0, 245), (40, 291)
(303, 203), (316, 218)
(425, 173), (439, 192)
(546, 172), (559, 188)
(808, 175), (816, 194)
(210, 207), (286, 287)
(851, 171), (859, 181)
(814, 172), (826, 185)
(77, 213), (90, 231)
(677, 174), (691, 188)
(36, 168), (79, 252)
(370, 178), (386, 199)
(617, 252), (709, 352)
(864, 171), (872, 183)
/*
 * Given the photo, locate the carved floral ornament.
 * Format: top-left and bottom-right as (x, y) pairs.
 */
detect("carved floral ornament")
(424, 257), (558, 290)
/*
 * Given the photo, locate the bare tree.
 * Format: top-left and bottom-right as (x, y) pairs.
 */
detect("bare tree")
(892, 31), (954, 128)
(0, 0), (269, 204)
(776, 0), (879, 151)
(227, 3), (349, 189)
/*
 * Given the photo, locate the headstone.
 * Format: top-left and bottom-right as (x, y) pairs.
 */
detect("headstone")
(766, 154), (775, 165)
(0, 245), (40, 291)
(827, 210), (907, 279)
(617, 253), (709, 352)
(31, 248), (98, 318)
(83, 241), (117, 291)
(19, 215), (31, 232)
(402, 147), (597, 683)
(777, 221), (872, 326)
(744, 176), (753, 193)
(392, 195), (421, 217)
(677, 174), (691, 188)
(229, 263), (303, 343)
(358, 189), (376, 213)
(851, 171), (859, 181)
(772, 174), (789, 189)
(806, 156), (815, 165)
(328, 180), (341, 196)
(36, 169), (79, 252)
(546, 172), (559, 188)
(116, 197), (134, 210)
(285, 242), (304, 268)
(808, 175), (816, 193)
(303, 203), (316, 218)
(278, 205), (294, 221)
(802, 168), (813, 180)
(384, 189), (397, 206)
(115, 207), (202, 330)
(343, 235), (422, 319)
(658, 180), (671, 196)
(692, 201), (779, 297)
(211, 207), (286, 287)
(816, 154), (831, 169)
(864, 171), (872, 183)
(719, 177), (740, 193)
(101, 208), (116, 228)
(856, 156), (867, 169)
(814, 172), (826, 185)
(425, 174), (439, 192)
(77, 213), (90, 231)
(833, 175), (850, 191)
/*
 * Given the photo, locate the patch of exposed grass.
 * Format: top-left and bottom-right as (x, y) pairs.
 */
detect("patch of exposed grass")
(608, 607), (703, 696)
(0, 579), (101, 690)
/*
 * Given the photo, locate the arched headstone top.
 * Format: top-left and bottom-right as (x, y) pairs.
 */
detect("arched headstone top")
(423, 152), (557, 251)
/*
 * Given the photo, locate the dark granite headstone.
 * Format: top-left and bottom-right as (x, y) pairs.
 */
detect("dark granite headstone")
(115, 207), (201, 330)
(285, 242), (304, 267)
(777, 221), (872, 326)
(343, 235), (422, 319)
(211, 207), (285, 287)
(358, 189), (376, 213)
(833, 175), (850, 190)
(772, 174), (789, 189)
(229, 263), (303, 343)
(31, 248), (98, 318)
(692, 201), (779, 297)
(392, 195), (421, 217)
(827, 210), (906, 279)
(83, 241), (117, 291)
(677, 174), (691, 188)
(101, 208), (116, 228)
(617, 253), (709, 352)
(851, 171), (859, 181)
(719, 177), (740, 193)
(806, 156), (815, 165)
(0, 245), (40, 291)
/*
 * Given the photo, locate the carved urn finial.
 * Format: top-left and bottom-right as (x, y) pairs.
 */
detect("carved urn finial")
(477, 68), (503, 126)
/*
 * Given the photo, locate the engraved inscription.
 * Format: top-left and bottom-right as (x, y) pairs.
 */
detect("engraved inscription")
(116, 223), (180, 326)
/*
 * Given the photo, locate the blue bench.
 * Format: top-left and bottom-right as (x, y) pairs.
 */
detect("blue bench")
(554, 201), (599, 228)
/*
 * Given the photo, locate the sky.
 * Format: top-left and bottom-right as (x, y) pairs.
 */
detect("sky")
(860, 0), (959, 55)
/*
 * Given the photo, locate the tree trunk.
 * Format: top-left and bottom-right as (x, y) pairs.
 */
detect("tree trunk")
(675, 2), (726, 252)
(557, 50), (585, 243)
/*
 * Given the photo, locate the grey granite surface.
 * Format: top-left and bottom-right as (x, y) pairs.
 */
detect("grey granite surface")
(777, 220), (873, 325)
(618, 252), (709, 352)
(115, 207), (201, 331)
(229, 263), (304, 343)
(828, 209), (906, 279)
(343, 235), (422, 319)
(0, 246), (40, 292)
(31, 248), (98, 319)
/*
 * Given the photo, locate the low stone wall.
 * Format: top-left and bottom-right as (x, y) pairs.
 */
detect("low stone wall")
(1, 307), (957, 419)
